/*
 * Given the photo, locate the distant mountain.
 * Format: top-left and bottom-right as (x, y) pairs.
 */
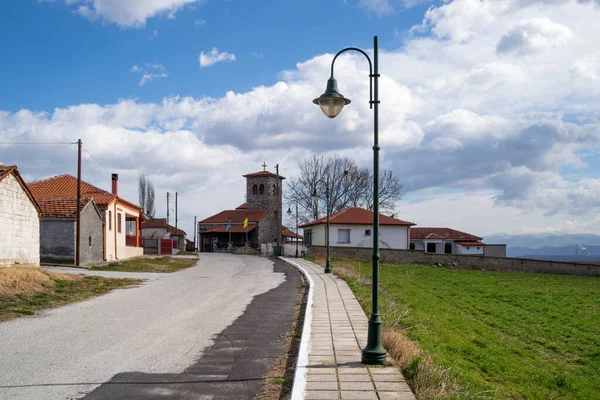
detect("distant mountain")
(506, 245), (600, 258)
(484, 233), (600, 249)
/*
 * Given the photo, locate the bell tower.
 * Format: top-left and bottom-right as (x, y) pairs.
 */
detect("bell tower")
(243, 163), (284, 244)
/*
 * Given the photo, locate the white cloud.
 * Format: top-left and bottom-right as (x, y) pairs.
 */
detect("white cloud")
(150, 30), (158, 39)
(194, 19), (206, 25)
(496, 17), (573, 56)
(7, 0), (600, 236)
(58, 0), (199, 27)
(199, 48), (236, 68)
(130, 63), (168, 86)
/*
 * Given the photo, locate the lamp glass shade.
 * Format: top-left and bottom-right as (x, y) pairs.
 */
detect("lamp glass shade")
(287, 207), (292, 215)
(311, 191), (319, 202)
(318, 98), (347, 119)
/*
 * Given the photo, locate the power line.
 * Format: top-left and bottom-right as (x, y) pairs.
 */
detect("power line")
(81, 145), (111, 175)
(0, 142), (76, 145)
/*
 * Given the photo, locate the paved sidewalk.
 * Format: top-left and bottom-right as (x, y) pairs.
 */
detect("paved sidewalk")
(282, 257), (415, 400)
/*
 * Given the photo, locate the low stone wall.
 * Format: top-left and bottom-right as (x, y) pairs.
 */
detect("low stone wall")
(308, 246), (600, 277)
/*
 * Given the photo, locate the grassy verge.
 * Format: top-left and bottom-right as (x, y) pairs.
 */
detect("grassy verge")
(317, 257), (600, 399)
(174, 251), (199, 257)
(91, 256), (197, 273)
(0, 266), (138, 322)
(256, 279), (308, 399)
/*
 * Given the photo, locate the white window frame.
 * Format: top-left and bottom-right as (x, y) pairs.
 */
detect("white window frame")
(337, 229), (351, 244)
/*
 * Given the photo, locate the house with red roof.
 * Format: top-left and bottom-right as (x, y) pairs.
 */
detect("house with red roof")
(299, 207), (415, 249)
(409, 227), (486, 255)
(28, 173), (143, 262)
(141, 218), (187, 254)
(0, 164), (41, 266)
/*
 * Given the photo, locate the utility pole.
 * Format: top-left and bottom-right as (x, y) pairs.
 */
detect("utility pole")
(166, 192), (170, 225)
(193, 215), (197, 252)
(75, 139), (82, 267)
(175, 192), (178, 249)
(276, 164), (281, 246)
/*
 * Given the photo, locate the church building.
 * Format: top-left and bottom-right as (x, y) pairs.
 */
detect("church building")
(198, 167), (293, 252)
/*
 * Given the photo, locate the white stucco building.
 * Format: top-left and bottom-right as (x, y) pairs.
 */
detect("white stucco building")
(409, 227), (486, 255)
(300, 207), (415, 249)
(0, 165), (41, 266)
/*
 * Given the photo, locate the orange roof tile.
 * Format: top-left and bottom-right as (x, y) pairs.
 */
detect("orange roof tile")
(28, 174), (140, 211)
(299, 207), (415, 228)
(410, 228), (482, 241)
(200, 209), (269, 224)
(236, 203), (248, 210)
(37, 197), (96, 218)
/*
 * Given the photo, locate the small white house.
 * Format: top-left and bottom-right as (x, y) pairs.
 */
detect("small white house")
(409, 227), (486, 255)
(300, 207), (415, 249)
(0, 165), (41, 266)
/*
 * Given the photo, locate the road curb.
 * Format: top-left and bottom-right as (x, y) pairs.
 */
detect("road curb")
(279, 257), (314, 400)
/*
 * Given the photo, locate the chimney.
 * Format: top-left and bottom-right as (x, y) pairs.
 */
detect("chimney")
(111, 173), (118, 195)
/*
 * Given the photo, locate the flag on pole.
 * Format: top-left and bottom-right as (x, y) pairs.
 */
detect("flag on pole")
(226, 220), (231, 231)
(243, 217), (248, 229)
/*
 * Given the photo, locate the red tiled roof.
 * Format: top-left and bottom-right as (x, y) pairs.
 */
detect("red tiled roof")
(236, 203), (248, 210)
(410, 228), (482, 241)
(456, 241), (486, 247)
(282, 228), (303, 239)
(201, 225), (257, 234)
(0, 165), (41, 215)
(242, 171), (286, 180)
(299, 207), (415, 228)
(141, 218), (186, 236)
(37, 197), (96, 218)
(28, 174), (140, 211)
(200, 209), (269, 224)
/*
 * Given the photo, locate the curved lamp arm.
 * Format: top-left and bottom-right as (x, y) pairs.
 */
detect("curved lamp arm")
(330, 47), (374, 109)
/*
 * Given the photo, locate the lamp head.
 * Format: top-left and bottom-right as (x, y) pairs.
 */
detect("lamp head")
(287, 207), (292, 215)
(313, 77), (351, 118)
(311, 190), (319, 202)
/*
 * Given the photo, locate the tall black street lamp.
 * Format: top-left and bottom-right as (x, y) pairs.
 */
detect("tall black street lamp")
(286, 204), (299, 258)
(311, 177), (332, 274)
(313, 36), (385, 365)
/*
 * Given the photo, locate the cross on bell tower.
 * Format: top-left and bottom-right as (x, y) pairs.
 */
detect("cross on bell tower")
(262, 161), (267, 171)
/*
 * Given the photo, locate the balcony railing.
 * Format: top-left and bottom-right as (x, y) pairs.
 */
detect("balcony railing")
(125, 235), (139, 247)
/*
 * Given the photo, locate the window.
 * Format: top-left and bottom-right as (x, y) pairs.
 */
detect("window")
(467, 246), (470, 250)
(426, 243), (436, 253)
(273, 185), (277, 195)
(126, 220), (136, 235)
(259, 184), (264, 194)
(409, 243), (415, 250)
(304, 230), (312, 245)
(477, 247), (480, 250)
(253, 185), (258, 195)
(337, 229), (351, 244)
(108, 211), (112, 230)
(365, 229), (371, 236)
(117, 213), (122, 233)
(89, 236), (92, 246)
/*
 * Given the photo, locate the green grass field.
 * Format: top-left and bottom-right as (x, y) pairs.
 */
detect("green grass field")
(91, 256), (197, 273)
(340, 260), (600, 399)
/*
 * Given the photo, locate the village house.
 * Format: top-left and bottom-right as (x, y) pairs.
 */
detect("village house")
(0, 165), (41, 266)
(199, 168), (301, 253)
(409, 227), (486, 255)
(36, 198), (104, 264)
(300, 207), (415, 249)
(141, 218), (187, 255)
(28, 173), (143, 262)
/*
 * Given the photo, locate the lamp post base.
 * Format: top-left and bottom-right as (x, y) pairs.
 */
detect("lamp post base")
(361, 313), (387, 365)
(324, 258), (332, 273)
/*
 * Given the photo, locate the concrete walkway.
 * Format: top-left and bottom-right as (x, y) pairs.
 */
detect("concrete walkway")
(282, 257), (415, 400)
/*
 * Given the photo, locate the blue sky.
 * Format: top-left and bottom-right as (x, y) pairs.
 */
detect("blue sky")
(1, 0), (431, 112)
(2, 0), (600, 238)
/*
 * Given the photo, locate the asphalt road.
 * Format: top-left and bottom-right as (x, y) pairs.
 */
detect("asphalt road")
(0, 254), (301, 400)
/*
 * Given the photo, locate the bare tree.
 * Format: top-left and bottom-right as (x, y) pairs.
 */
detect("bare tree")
(285, 155), (404, 223)
(138, 173), (156, 217)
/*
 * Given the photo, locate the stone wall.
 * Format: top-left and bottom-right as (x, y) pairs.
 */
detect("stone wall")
(79, 203), (103, 264)
(0, 174), (40, 266)
(308, 245), (600, 277)
(246, 174), (282, 244)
